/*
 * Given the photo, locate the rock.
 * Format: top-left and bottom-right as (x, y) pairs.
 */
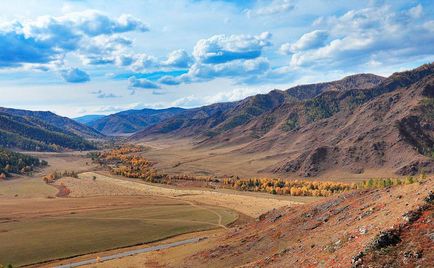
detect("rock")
(425, 191), (434, 204)
(359, 226), (368, 235)
(402, 210), (422, 223)
(368, 229), (401, 250)
(427, 232), (434, 242)
(351, 251), (364, 267)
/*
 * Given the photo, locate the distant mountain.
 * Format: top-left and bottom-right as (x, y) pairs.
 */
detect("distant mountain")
(0, 108), (100, 151)
(131, 73), (385, 139)
(130, 65), (434, 176)
(0, 107), (104, 139)
(85, 107), (186, 135)
(73, 115), (105, 125)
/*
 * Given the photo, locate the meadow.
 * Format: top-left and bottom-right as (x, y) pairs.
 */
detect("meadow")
(0, 198), (237, 267)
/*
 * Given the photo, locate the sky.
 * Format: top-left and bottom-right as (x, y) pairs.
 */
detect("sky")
(0, 0), (434, 117)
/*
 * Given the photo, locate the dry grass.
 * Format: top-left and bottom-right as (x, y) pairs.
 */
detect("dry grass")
(0, 176), (57, 198)
(0, 195), (237, 267)
(135, 138), (402, 182)
(61, 172), (303, 217)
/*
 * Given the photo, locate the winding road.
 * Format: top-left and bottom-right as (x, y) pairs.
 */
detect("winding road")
(54, 237), (206, 268)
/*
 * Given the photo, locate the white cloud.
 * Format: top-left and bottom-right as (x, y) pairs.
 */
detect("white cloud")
(247, 0), (295, 16)
(192, 32), (272, 64)
(0, 10), (147, 69)
(182, 57), (270, 82)
(60, 67), (90, 83)
(129, 54), (160, 71)
(128, 77), (160, 89)
(283, 30), (329, 54)
(162, 49), (193, 68)
(289, 5), (434, 69)
(158, 75), (181, 85)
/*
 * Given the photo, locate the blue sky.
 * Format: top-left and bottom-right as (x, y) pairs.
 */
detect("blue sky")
(0, 0), (433, 117)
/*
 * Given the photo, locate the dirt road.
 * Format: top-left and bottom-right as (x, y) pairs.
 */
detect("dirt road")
(54, 237), (206, 268)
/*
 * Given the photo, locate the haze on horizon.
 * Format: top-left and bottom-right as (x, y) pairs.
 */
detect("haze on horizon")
(1, 0), (434, 117)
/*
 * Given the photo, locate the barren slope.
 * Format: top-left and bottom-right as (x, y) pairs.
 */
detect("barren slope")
(131, 63), (434, 177)
(176, 179), (434, 268)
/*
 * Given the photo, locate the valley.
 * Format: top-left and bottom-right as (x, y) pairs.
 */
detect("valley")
(0, 63), (433, 268)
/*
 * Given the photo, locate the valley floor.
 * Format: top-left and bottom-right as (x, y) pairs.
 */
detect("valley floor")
(0, 151), (314, 267)
(1, 149), (431, 267)
(135, 137), (400, 182)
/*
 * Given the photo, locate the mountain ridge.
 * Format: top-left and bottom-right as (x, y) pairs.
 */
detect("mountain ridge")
(85, 107), (186, 135)
(0, 107), (100, 151)
(128, 64), (434, 176)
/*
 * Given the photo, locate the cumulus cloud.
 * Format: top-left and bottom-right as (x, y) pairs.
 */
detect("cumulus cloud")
(129, 54), (160, 71)
(80, 35), (132, 65)
(61, 11), (148, 36)
(193, 32), (272, 64)
(158, 75), (182, 85)
(0, 11), (147, 69)
(170, 87), (267, 108)
(128, 77), (160, 89)
(162, 49), (193, 68)
(60, 67), (90, 83)
(182, 57), (270, 82)
(205, 87), (266, 104)
(289, 5), (434, 69)
(280, 30), (329, 55)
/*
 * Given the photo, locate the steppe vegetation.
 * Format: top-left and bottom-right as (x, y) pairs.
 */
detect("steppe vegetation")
(92, 145), (423, 198)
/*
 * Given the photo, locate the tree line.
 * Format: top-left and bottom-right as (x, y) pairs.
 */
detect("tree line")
(91, 145), (424, 198)
(0, 148), (47, 179)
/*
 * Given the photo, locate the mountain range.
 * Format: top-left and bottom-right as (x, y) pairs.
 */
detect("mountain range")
(0, 107), (102, 151)
(127, 64), (434, 177)
(77, 107), (185, 135)
(1, 63), (433, 176)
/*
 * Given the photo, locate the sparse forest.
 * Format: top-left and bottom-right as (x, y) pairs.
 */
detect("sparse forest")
(0, 148), (46, 178)
(91, 145), (423, 198)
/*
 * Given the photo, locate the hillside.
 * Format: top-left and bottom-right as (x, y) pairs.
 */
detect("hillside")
(85, 107), (186, 135)
(131, 74), (384, 140)
(0, 110), (97, 151)
(0, 148), (46, 177)
(130, 64), (434, 177)
(173, 179), (434, 268)
(0, 107), (104, 139)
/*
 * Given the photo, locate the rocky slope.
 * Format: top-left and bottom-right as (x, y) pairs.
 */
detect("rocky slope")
(131, 64), (434, 176)
(131, 74), (384, 140)
(180, 179), (433, 268)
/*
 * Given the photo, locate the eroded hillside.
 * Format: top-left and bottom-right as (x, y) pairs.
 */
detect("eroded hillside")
(129, 63), (434, 178)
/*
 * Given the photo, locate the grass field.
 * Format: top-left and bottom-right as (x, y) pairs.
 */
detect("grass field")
(0, 202), (237, 267)
(0, 176), (57, 198)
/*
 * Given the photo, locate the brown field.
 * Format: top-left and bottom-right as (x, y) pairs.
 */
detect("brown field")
(58, 171), (308, 217)
(0, 176), (57, 198)
(0, 151), (313, 267)
(135, 138), (400, 182)
(0, 195), (237, 267)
